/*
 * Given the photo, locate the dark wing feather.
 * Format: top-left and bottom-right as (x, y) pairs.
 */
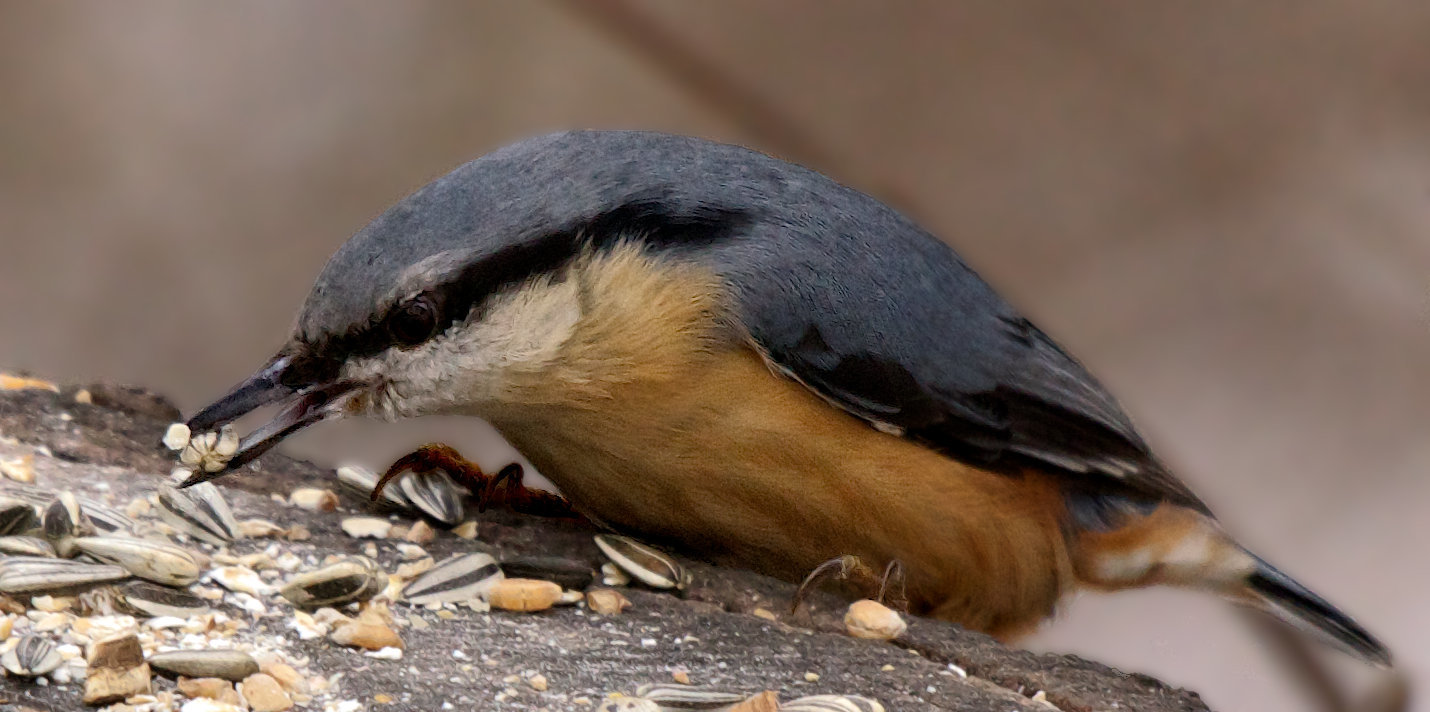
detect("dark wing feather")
(757, 311), (1205, 511)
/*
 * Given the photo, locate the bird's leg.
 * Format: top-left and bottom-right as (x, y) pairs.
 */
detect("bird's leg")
(877, 559), (909, 612)
(790, 554), (881, 614)
(374, 443), (583, 520)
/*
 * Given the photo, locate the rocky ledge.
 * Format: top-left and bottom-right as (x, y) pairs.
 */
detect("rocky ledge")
(0, 378), (1210, 711)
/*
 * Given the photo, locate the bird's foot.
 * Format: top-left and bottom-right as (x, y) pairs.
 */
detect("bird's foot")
(790, 555), (908, 614)
(374, 443), (584, 520)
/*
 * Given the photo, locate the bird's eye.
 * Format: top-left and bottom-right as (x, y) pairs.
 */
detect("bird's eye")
(387, 295), (441, 347)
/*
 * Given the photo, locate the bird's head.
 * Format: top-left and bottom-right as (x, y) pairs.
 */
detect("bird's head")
(180, 131), (765, 485)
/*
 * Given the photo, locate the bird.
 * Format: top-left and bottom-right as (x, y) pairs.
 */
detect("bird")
(183, 130), (1388, 663)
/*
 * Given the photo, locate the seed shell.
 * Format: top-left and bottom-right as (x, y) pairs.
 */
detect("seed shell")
(0, 634), (63, 676)
(487, 578), (561, 612)
(396, 469), (465, 526)
(43, 491), (85, 541)
(73, 536), (202, 586)
(499, 556), (596, 590)
(594, 534), (690, 590)
(0, 534), (56, 557)
(0, 497), (40, 536)
(148, 649), (260, 682)
(156, 482), (242, 544)
(402, 553), (502, 606)
(118, 580), (210, 618)
(597, 699), (661, 712)
(3, 488), (133, 534)
(0, 556), (128, 593)
(280, 557), (385, 609)
(780, 696), (886, 712)
(636, 684), (748, 709)
(336, 464), (415, 511)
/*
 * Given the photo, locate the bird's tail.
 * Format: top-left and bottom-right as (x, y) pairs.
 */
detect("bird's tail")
(1240, 555), (1391, 667)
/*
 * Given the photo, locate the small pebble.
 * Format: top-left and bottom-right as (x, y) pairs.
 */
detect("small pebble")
(729, 691), (780, 712)
(340, 517), (392, 539)
(843, 599), (906, 641)
(177, 678), (241, 705)
(487, 578), (562, 613)
(260, 661), (308, 694)
(84, 632), (151, 705)
(803, 672), (820, 682)
(585, 589), (631, 616)
(404, 520), (436, 544)
(452, 521), (478, 539)
(0, 454), (35, 483)
(528, 673), (548, 691)
(288, 488), (339, 512)
(365, 647), (403, 660)
(330, 621), (404, 651)
(239, 673), (294, 712)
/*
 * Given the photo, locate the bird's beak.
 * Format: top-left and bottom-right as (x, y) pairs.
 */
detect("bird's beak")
(178, 355), (358, 487)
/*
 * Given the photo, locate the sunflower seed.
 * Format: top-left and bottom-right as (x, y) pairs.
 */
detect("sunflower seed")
(280, 557), (385, 609)
(73, 536), (201, 586)
(0, 634), (63, 677)
(0, 556), (128, 593)
(1, 488), (132, 534)
(43, 491), (85, 538)
(636, 684), (748, 709)
(0, 497), (39, 535)
(780, 696), (886, 712)
(0, 535), (56, 557)
(597, 699), (660, 712)
(402, 553), (502, 606)
(396, 469), (465, 526)
(118, 580), (209, 618)
(77, 500), (134, 535)
(156, 483), (241, 544)
(148, 649), (259, 682)
(594, 534), (690, 590)
(499, 556), (596, 590)
(336, 464), (414, 511)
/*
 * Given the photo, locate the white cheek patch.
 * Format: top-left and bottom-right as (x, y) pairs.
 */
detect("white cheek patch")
(341, 277), (583, 419)
(454, 277), (582, 376)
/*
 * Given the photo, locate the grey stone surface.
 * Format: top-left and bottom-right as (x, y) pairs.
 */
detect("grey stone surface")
(0, 383), (1209, 711)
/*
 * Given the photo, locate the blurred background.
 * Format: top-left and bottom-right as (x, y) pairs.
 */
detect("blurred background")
(1, 2), (1426, 709)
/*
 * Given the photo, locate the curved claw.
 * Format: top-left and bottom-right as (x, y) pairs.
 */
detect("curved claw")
(790, 554), (867, 614)
(372, 443), (467, 503)
(877, 559), (908, 612)
(481, 463), (524, 513)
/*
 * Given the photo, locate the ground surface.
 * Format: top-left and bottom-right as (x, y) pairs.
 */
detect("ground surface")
(0, 381), (1211, 711)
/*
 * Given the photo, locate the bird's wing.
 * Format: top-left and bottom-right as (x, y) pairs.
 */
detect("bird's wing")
(726, 237), (1206, 513)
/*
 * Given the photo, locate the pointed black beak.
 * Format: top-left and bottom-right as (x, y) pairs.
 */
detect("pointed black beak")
(180, 355), (358, 487)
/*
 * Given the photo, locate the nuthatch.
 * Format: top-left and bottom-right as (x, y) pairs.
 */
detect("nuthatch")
(186, 130), (1387, 662)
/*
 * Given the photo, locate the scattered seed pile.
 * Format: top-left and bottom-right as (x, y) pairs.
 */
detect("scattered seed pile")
(0, 378), (1214, 712)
